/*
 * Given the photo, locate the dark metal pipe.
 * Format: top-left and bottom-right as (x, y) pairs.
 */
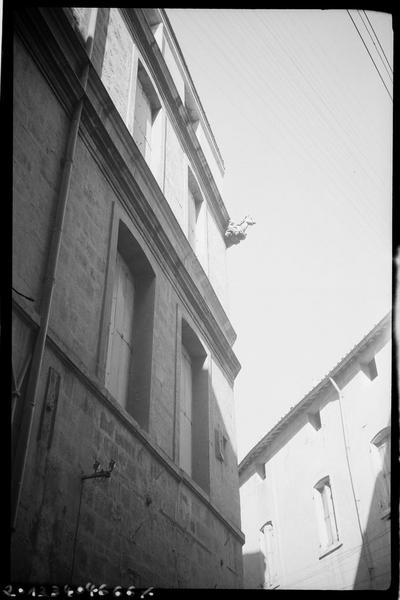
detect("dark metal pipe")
(11, 8), (99, 532)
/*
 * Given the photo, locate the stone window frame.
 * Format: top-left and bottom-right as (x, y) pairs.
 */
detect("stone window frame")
(175, 315), (211, 494)
(186, 166), (208, 271)
(370, 426), (391, 519)
(100, 8), (166, 185)
(97, 205), (156, 432)
(259, 519), (280, 589)
(313, 475), (342, 559)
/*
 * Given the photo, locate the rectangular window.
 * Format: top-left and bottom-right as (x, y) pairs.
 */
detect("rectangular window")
(187, 168), (207, 271)
(314, 476), (339, 552)
(371, 427), (391, 518)
(133, 75), (153, 161)
(179, 345), (193, 476)
(132, 63), (163, 182)
(187, 186), (197, 249)
(101, 14), (164, 184)
(105, 251), (135, 409)
(178, 320), (210, 493)
(104, 221), (155, 430)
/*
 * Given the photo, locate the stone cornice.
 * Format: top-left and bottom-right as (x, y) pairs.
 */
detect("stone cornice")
(14, 6), (241, 382)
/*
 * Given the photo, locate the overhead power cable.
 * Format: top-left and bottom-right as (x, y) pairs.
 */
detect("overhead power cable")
(358, 10), (393, 82)
(362, 10), (393, 75)
(346, 10), (392, 101)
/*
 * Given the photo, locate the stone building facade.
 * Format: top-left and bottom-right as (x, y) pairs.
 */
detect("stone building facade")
(12, 8), (244, 588)
(239, 313), (392, 590)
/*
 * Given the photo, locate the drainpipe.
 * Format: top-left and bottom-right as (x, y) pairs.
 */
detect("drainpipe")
(11, 8), (98, 532)
(328, 376), (375, 586)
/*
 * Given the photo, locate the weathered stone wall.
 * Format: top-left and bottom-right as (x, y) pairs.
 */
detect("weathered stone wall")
(12, 12), (243, 588)
(12, 342), (242, 588)
(13, 34), (69, 305)
(164, 117), (186, 233)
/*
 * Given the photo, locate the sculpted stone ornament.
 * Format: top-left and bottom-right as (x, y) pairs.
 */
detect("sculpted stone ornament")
(225, 215), (256, 247)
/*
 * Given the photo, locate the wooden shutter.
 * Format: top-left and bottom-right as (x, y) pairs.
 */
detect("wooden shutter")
(179, 346), (193, 476)
(133, 77), (153, 161)
(187, 187), (196, 248)
(105, 252), (135, 409)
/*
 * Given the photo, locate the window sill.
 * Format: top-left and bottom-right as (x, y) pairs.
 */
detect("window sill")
(318, 541), (343, 559)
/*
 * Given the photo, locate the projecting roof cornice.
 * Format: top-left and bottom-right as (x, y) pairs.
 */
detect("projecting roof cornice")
(238, 311), (392, 485)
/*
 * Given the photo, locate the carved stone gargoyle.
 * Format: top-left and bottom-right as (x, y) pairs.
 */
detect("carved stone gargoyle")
(224, 215), (256, 247)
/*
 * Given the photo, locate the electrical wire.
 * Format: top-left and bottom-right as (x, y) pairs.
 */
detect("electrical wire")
(170, 11), (391, 255)
(346, 10), (392, 101)
(358, 11), (393, 82)
(273, 10), (391, 192)
(258, 11), (391, 191)
(362, 11), (393, 75)
(242, 12), (391, 250)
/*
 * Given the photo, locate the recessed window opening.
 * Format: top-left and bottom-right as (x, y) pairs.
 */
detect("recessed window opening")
(179, 320), (210, 493)
(187, 168), (208, 272)
(371, 427), (391, 516)
(260, 520), (279, 588)
(105, 221), (155, 430)
(313, 476), (339, 550)
(187, 169), (203, 249)
(133, 62), (163, 180)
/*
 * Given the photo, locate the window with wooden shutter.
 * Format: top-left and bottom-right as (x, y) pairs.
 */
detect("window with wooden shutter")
(179, 345), (193, 476)
(179, 320), (210, 493)
(132, 63), (163, 182)
(105, 252), (135, 409)
(187, 168), (207, 272)
(104, 221), (155, 430)
(133, 76), (153, 162)
(187, 186), (197, 249)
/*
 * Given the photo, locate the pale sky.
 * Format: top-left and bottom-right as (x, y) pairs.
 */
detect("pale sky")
(166, 9), (393, 462)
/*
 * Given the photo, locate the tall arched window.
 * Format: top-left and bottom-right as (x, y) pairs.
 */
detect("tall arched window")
(371, 426), (391, 518)
(260, 520), (279, 588)
(313, 476), (340, 552)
